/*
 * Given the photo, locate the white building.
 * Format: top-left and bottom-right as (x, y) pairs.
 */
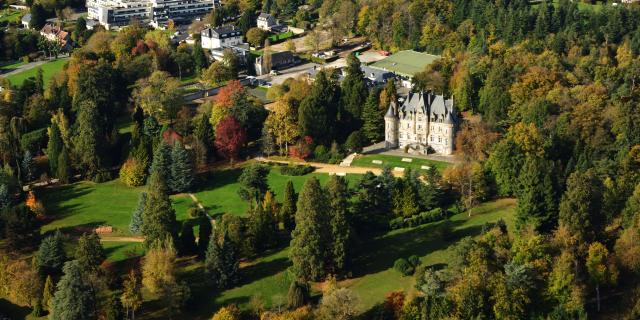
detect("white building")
(384, 92), (457, 155)
(87, 0), (220, 29)
(201, 25), (243, 50)
(256, 12), (276, 31)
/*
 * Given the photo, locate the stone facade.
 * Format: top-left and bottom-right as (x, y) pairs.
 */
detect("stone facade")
(384, 92), (457, 155)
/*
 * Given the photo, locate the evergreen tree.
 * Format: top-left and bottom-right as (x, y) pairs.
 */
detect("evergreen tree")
(50, 260), (97, 320)
(290, 177), (329, 281)
(287, 280), (309, 309)
(0, 183), (10, 209)
(281, 180), (297, 233)
(3, 205), (41, 252)
(72, 101), (103, 180)
(42, 275), (55, 311)
(169, 142), (194, 193)
(340, 53), (368, 130)
(198, 217), (213, 256)
(56, 147), (71, 184)
(129, 192), (146, 234)
(142, 171), (178, 248)
(559, 170), (605, 242)
(326, 176), (351, 274)
(22, 150), (35, 181)
(179, 222), (197, 255)
(75, 232), (106, 274)
(362, 90), (384, 143)
(516, 157), (558, 233)
(149, 142), (172, 184)
(47, 121), (63, 175)
(298, 71), (339, 145)
(246, 204), (276, 253)
(36, 230), (66, 275)
(193, 113), (213, 152)
(205, 232), (239, 288)
(237, 164), (270, 205)
(193, 42), (209, 74)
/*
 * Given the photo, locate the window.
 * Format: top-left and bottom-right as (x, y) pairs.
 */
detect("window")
(438, 137), (442, 143)
(430, 136), (433, 142)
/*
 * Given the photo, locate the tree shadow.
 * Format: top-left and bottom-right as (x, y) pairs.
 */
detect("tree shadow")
(194, 169), (243, 193)
(0, 298), (31, 319)
(45, 220), (109, 237)
(40, 183), (94, 219)
(238, 257), (291, 286)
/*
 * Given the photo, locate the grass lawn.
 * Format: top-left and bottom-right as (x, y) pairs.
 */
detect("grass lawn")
(351, 154), (450, 172)
(5, 58), (68, 88)
(268, 31), (294, 43)
(194, 165), (361, 218)
(185, 198), (516, 316)
(0, 8), (23, 24)
(0, 60), (26, 70)
(103, 241), (145, 262)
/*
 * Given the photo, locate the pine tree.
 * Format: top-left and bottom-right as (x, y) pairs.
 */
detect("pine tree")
(205, 232), (239, 288)
(130, 192), (146, 234)
(281, 180), (297, 233)
(36, 230), (66, 275)
(246, 204), (276, 253)
(47, 121), (63, 175)
(298, 71), (339, 145)
(179, 222), (197, 256)
(42, 275), (55, 311)
(198, 217), (213, 257)
(72, 100), (104, 180)
(290, 177), (329, 281)
(50, 260), (97, 320)
(169, 142), (194, 193)
(142, 171), (178, 248)
(516, 157), (558, 233)
(56, 147), (71, 184)
(340, 53), (368, 127)
(149, 142), (172, 184)
(75, 232), (106, 274)
(193, 42), (209, 74)
(362, 90), (384, 143)
(22, 150), (35, 181)
(326, 176), (351, 274)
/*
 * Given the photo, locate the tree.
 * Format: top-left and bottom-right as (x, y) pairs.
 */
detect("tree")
(47, 121), (63, 175)
(4, 259), (41, 307)
(362, 90), (384, 143)
(290, 177), (329, 281)
(215, 116), (247, 163)
(149, 142), (172, 183)
(318, 287), (360, 320)
(50, 260), (97, 320)
(205, 232), (239, 288)
(615, 226), (640, 273)
(516, 157), (558, 233)
(30, 3), (47, 29)
(2, 205), (40, 252)
(264, 98), (299, 154)
(198, 217), (213, 256)
(36, 230), (66, 275)
(72, 101), (103, 180)
(326, 176), (351, 274)
(179, 222), (197, 255)
(298, 71), (339, 145)
(42, 275), (55, 310)
(142, 171), (178, 248)
(56, 147), (71, 184)
(340, 53), (368, 125)
(169, 142), (194, 193)
(586, 242), (618, 312)
(0, 183), (10, 209)
(281, 180), (297, 232)
(142, 240), (177, 295)
(237, 164), (270, 205)
(260, 125), (277, 156)
(130, 192), (146, 234)
(246, 27), (266, 47)
(203, 61), (233, 86)
(559, 170), (604, 242)
(134, 71), (184, 122)
(75, 232), (106, 274)
(193, 41), (209, 74)
(120, 269), (143, 320)
(120, 158), (147, 187)
(287, 280), (309, 309)
(344, 130), (367, 153)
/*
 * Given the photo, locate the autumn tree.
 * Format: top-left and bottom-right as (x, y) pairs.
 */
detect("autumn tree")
(134, 71), (184, 122)
(586, 242), (618, 312)
(215, 116), (247, 163)
(121, 269), (143, 320)
(142, 239), (177, 295)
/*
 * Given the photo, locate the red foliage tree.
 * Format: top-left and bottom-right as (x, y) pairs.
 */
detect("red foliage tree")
(289, 136), (313, 160)
(383, 291), (405, 319)
(215, 116), (247, 163)
(214, 80), (245, 108)
(131, 40), (148, 56)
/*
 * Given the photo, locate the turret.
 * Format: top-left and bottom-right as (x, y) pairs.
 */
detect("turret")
(384, 102), (398, 149)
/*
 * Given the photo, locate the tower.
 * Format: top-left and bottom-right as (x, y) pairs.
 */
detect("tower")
(384, 101), (398, 149)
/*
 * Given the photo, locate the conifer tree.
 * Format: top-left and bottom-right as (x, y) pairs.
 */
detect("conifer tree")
(72, 100), (104, 180)
(290, 177), (329, 281)
(3, 205), (41, 252)
(142, 171), (178, 248)
(169, 142), (194, 193)
(0, 183), (10, 209)
(42, 275), (55, 311)
(516, 157), (558, 233)
(149, 142), (172, 183)
(179, 222), (197, 255)
(287, 280), (309, 309)
(198, 217), (213, 256)
(36, 230), (66, 275)
(340, 53), (368, 128)
(130, 192), (146, 234)
(205, 232), (239, 288)
(47, 121), (63, 175)
(362, 90), (384, 143)
(298, 71), (339, 145)
(75, 232), (106, 274)
(22, 150), (35, 181)
(281, 180), (297, 233)
(50, 260), (97, 320)
(56, 147), (71, 184)
(326, 176), (351, 274)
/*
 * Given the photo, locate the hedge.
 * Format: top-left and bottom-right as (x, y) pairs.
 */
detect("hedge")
(389, 208), (447, 230)
(279, 164), (315, 176)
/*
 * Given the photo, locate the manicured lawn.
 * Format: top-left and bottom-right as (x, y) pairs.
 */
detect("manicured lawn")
(0, 8), (23, 24)
(0, 60), (26, 70)
(5, 58), (68, 88)
(351, 154), (450, 172)
(268, 31), (294, 43)
(185, 198), (516, 316)
(103, 241), (145, 262)
(194, 166), (361, 218)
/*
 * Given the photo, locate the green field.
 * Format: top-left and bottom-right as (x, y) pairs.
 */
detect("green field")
(5, 58), (68, 88)
(0, 60), (26, 71)
(103, 241), (145, 262)
(351, 154), (450, 172)
(0, 8), (23, 24)
(184, 198), (516, 316)
(268, 31), (294, 43)
(370, 50), (441, 77)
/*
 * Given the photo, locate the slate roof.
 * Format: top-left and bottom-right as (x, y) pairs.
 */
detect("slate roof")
(395, 92), (457, 124)
(202, 25), (242, 39)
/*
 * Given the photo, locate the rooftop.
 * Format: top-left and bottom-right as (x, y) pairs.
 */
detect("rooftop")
(370, 50), (441, 78)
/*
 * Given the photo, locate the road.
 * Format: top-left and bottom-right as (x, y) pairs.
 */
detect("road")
(255, 157), (404, 177)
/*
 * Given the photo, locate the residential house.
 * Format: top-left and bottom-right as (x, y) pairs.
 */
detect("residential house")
(40, 23), (71, 50)
(254, 51), (297, 76)
(201, 25), (243, 50)
(257, 12), (276, 31)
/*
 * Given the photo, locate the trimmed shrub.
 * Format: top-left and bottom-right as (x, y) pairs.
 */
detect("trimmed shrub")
(393, 258), (414, 276)
(119, 158), (146, 186)
(279, 164), (314, 176)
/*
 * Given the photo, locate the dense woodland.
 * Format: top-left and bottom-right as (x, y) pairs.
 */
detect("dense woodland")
(1, 0), (640, 319)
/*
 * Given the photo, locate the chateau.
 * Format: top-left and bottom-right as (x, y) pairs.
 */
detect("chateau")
(384, 92), (457, 155)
